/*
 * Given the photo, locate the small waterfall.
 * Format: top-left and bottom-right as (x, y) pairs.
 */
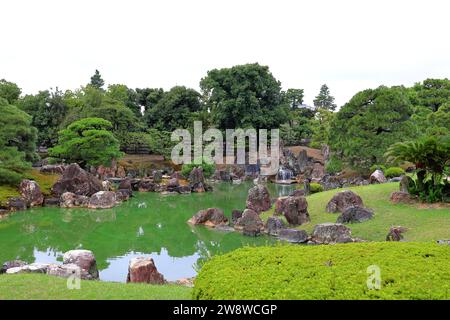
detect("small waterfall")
(277, 167), (293, 181)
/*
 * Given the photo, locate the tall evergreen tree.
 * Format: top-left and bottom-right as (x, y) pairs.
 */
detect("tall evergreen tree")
(90, 69), (105, 89)
(314, 84), (337, 111)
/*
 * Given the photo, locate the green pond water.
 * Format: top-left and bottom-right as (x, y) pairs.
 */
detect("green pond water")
(0, 182), (296, 282)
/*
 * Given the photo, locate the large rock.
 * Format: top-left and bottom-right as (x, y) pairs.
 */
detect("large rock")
(52, 163), (103, 197)
(126, 257), (166, 284)
(336, 206), (374, 223)
(19, 179), (44, 207)
(138, 180), (156, 192)
(63, 249), (99, 279)
(6, 263), (51, 274)
(60, 192), (89, 208)
(189, 167), (208, 193)
(231, 209), (243, 225)
(118, 178), (132, 191)
(289, 189), (306, 197)
(311, 223), (353, 244)
(274, 197), (288, 215)
(40, 164), (65, 175)
(47, 264), (92, 280)
(187, 208), (228, 227)
(166, 178), (179, 191)
(234, 209), (264, 231)
(265, 216), (286, 236)
(278, 229), (308, 243)
(116, 189), (132, 201)
(370, 169), (387, 184)
(399, 176), (415, 193)
(44, 197), (60, 206)
(88, 191), (118, 209)
(1, 260), (27, 274)
(282, 196), (310, 226)
(6, 197), (27, 211)
(325, 190), (364, 213)
(390, 191), (416, 204)
(242, 224), (261, 237)
(153, 170), (163, 183)
(177, 185), (191, 194)
(311, 162), (325, 182)
(246, 185), (271, 213)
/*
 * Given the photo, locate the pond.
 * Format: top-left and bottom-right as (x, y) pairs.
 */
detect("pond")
(0, 182), (296, 282)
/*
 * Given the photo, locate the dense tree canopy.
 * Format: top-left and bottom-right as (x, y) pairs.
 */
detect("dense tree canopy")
(313, 84), (337, 111)
(49, 118), (123, 167)
(329, 86), (415, 169)
(200, 63), (289, 129)
(90, 69), (105, 90)
(0, 79), (21, 104)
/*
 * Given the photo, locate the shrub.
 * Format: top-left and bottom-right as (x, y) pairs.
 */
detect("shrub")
(309, 182), (324, 194)
(369, 164), (386, 173)
(384, 167), (405, 178)
(325, 156), (343, 174)
(193, 243), (450, 300)
(181, 161), (215, 178)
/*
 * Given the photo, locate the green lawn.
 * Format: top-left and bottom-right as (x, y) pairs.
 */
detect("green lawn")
(0, 274), (192, 300)
(262, 183), (450, 242)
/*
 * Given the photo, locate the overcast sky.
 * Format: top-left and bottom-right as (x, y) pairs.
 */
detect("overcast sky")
(1, 0), (449, 107)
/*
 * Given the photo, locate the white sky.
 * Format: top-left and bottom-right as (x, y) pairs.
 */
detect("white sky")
(1, 0), (449, 107)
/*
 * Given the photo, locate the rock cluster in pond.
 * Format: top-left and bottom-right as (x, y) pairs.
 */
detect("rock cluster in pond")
(280, 196), (310, 226)
(246, 184), (271, 213)
(19, 179), (44, 207)
(3, 249), (99, 280)
(187, 208), (228, 227)
(52, 163), (103, 196)
(127, 257), (166, 284)
(234, 209), (264, 232)
(325, 190), (364, 213)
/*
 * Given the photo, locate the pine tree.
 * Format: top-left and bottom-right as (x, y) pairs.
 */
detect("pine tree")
(90, 69), (105, 89)
(313, 84), (337, 111)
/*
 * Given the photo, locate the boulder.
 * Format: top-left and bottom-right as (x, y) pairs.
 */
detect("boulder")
(289, 189), (306, 197)
(231, 210), (243, 225)
(246, 185), (271, 213)
(117, 166), (126, 178)
(40, 164), (65, 175)
(311, 162), (325, 182)
(6, 263), (51, 274)
(177, 185), (191, 194)
(118, 178), (132, 191)
(189, 167), (208, 193)
(282, 196), (310, 226)
(138, 180), (156, 192)
(1, 260), (27, 274)
(60, 192), (89, 208)
(274, 197), (288, 215)
(336, 206), (374, 223)
(126, 257), (166, 284)
(44, 197), (60, 206)
(311, 223), (353, 244)
(19, 179), (44, 207)
(167, 178), (179, 191)
(153, 170), (163, 183)
(265, 216), (286, 236)
(278, 229), (308, 243)
(116, 189), (132, 201)
(102, 180), (112, 191)
(390, 191), (416, 204)
(399, 175), (415, 193)
(234, 209), (264, 231)
(47, 263), (92, 280)
(88, 191), (118, 209)
(370, 169), (387, 184)
(63, 249), (99, 279)
(386, 226), (407, 241)
(325, 190), (363, 213)
(52, 163), (103, 197)
(243, 224), (261, 237)
(6, 197), (27, 211)
(187, 208), (228, 227)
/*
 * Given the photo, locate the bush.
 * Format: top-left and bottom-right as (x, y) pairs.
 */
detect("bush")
(325, 156), (343, 174)
(193, 243), (450, 300)
(309, 182), (324, 193)
(384, 167), (405, 178)
(369, 164), (386, 173)
(181, 161), (215, 178)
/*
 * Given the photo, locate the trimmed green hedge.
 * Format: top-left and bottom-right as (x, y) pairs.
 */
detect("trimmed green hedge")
(385, 167), (405, 178)
(193, 242), (450, 300)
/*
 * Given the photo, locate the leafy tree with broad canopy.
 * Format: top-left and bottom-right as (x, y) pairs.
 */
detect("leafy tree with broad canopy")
(200, 63), (289, 129)
(329, 85), (415, 169)
(49, 118), (123, 167)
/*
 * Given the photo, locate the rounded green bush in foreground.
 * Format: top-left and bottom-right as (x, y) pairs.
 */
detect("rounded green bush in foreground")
(193, 242), (450, 300)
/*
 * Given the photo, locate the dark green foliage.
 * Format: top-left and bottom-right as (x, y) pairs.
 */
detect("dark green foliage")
(200, 63), (289, 129)
(49, 118), (123, 167)
(282, 88), (304, 109)
(136, 88), (165, 113)
(106, 84), (142, 117)
(0, 79), (21, 104)
(325, 156), (343, 174)
(181, 161), (215, 178)
(313, 84), (337, 111)
(386, 135), (450, 202)
(118, 130), (174, 157)
(412, 78), (450, 112)
(0, 99), (37, 185)
(329, 86), (415, 169)
(90, 69), (105, 89)
(193, 243), (450, 300)
(384, 167), (405, 178)
(144, 86), (201, 131)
